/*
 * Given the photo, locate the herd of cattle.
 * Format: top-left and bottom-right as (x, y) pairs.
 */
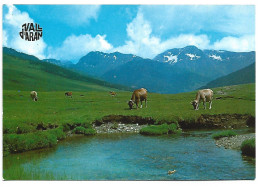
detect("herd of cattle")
(30, 88), (213, 110)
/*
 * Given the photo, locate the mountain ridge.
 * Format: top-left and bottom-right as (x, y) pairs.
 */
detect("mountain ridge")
(73, 45), (255, 93)
(3, 46), (255, 94)
(200, 63), (255, 89)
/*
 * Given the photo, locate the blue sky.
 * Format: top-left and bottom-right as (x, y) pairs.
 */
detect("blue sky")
(2, 4), (255, 62)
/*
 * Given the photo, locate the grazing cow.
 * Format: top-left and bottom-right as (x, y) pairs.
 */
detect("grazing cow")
(30, 91), (38, 101)
(65, 92), (73, 98)
(128, 88), (147, 109)
(109, 91), (116, 96)
(191, 89), (213, 110)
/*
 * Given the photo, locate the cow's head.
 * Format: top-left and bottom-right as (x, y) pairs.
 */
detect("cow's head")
(128, 100), (134, 109)
(190, 100), (198, 110)
(35, 97), (38, 101)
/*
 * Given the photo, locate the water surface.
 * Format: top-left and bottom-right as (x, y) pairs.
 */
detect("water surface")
(3, 130), (255, 180)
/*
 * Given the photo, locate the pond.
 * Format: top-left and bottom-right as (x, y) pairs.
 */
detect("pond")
(3, 130), (255, 180)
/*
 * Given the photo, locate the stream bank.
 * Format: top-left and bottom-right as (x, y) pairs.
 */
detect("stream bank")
(92, 114), (255, 134)
(4, 114), (255, 155)
(215, 133), (255, 149)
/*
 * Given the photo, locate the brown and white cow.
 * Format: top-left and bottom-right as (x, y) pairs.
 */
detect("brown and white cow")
(191, 89), (213, 110)
(128, 88), (147, 109)
(109, 91), (116, 96)
(30, 91), (38, 101)
(65, 92), (73, 98)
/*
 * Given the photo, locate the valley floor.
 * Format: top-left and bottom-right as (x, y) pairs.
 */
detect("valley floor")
(3, 83), (255, 155)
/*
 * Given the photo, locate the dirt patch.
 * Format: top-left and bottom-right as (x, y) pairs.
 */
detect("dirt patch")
(93, 115), (156, 126)
(178, 114), (255, 129)
(92, 114), (255, 133)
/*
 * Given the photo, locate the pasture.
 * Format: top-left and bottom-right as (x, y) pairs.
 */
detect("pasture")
(3, 83), (255, 154)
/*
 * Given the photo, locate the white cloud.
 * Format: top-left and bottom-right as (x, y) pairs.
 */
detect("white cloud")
(211, 35), (255, 52)
(113, 12), (211, 59)
(159, 34), (210, 51)
(3, 5), (47, 59)
(2, 30), (8, 46)
(114, 12), (161, 58)
(47, 34), (113, 61)
(112, 10), (254, 59)
(139, 5), (255, 37)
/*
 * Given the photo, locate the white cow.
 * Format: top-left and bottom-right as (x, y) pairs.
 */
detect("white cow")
(30, 91), (38, 101)
(191, 89), (213, 110)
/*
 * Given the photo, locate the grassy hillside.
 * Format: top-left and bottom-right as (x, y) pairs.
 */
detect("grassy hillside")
(3, 53), (128, 92)
(200, 63), (255, 89)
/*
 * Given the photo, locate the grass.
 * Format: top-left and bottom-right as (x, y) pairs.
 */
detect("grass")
(212, 130), (238, 140)
(3, 166), (69, 180)
(3, 83), (255, 154)
(4, 131), (57, 153)
(72, 126), (96, 135)
(140, 123), (181, 135)
(241, 138), (255, 157)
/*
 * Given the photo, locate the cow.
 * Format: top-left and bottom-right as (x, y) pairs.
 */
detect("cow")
(30, 91), (38, 101)
(191, 89), (213, 110)
(65, 92), (72, 98)
(109, 91), (116, 96)
(128, 88), (147, 109)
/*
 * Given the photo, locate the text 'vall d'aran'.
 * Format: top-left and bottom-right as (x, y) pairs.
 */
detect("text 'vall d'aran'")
(19, 23), (42, 41)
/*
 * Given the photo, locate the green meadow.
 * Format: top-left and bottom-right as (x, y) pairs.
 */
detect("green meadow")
(3, 84), (255, 154)
(4, 83), (255, 132)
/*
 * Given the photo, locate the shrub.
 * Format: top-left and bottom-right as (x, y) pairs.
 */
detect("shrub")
(72, 126), (96, 135)
(140, 123), (181, 136)
(212, 130), (237, 139)
(241, 138), (255, 157)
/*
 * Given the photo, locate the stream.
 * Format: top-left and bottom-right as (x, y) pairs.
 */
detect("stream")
(3, 129), (255, 180)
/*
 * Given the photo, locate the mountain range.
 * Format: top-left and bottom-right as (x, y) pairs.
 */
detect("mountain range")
(71, 46), (255, 93)
(4, 46), (255, 94)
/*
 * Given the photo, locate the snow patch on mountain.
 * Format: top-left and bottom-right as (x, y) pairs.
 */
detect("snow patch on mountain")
(209, 54), (222, 61)
(164, 54), (178, 64)
(185, 53), (201, 60)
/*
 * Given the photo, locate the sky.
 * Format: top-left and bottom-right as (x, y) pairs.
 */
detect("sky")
(2, 4), (255, 62)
